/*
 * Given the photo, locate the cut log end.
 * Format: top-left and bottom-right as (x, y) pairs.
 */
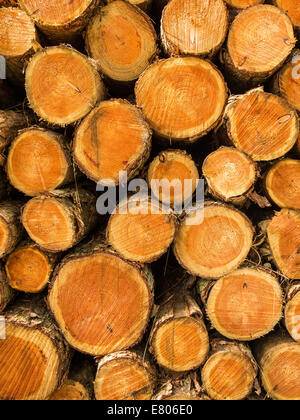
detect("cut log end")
(226, 90), (298, 161)
(48, 380), (90, 400)
(174, 203), (254, 278)
(266, 159), (300, 210)
(94, 351), (156, 400)
(161, 0), (228, 57)
(85, 0), (157, 83)
(225, 0), (264, 9)
(273, 0), (300, 32)
(285, 285), (300, 344)
(107, 199), (176, 263)
(25, 46), (105, 126)
(206, 268), (283, 341)
(73, 99), (151, 185)
(49, 250), (153, 356)
(202, 147), (256, 201)
(0, 201), (23, 259)
(276, 52), (300, 113)
(5, 244), (55, 293)
(147, 150), (199, 206)
(7, 128), (72, 196)
(0, 7), (36, 58)
(135, 57), (227, 142)
(267, 209), (300, 280)
(227, 5), (295, 77)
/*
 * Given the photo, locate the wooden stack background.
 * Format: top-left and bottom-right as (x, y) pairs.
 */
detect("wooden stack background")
(0, 0), (299, 401)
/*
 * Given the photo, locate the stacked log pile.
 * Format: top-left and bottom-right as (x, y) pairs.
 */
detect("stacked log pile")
(0, 0), (299, 401)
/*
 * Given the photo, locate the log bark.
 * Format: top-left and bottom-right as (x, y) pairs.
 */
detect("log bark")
(266, 209), (300, 280)
(271, 0), (300, 37)
(285, 282), (300, 344)
(48, 242), (154, 356)
(135, 57), (228, 143)
(19, 0), (101, 46)
(48, 354), (95, 400)
(0, 7), (39, 85)
(149, 294), (209, 372)
(161, 0), (228, 58)
(0, 200), (23, 258)
(5, 240), (60, 293)
(147, 150), (199, 208)
(22, 188), (98, 253)
(94, 349), (157, 400)
(201, 337), (258, 400)
(205, 267), (283, 341)
(0, 263), (15, 313)
(0, 296), (71, 400)
(25, 45), (106, 126)
(7, 127), (73, 196)
(0, 1), (19, 5)
(265, 158), (300, 210)
(223, 88), (299, 161)
(253, 330), (300, 400)
(202, 146), (257, 204)
(73, 99), (151, 186)
(152, 374), (204, 400)
(107, 196), (177, 263)
(220, 5), (295, 89)
(173, 202), (254, 278)
(85, 1), (158, 84)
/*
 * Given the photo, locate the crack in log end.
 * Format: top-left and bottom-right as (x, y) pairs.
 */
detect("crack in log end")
(277, 114), (292, 124)
(106, 324), (113, 334)
(83, 151), (99, 168)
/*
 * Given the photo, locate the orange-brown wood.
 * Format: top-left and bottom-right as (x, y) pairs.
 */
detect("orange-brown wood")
(48, 246), (154, 356)
(161, 0), (228, 58)
(224, 89), (299, 161)
(107, 197), (176, 263)
(285, 282), (300, 344)
(174, 202), (254, 278)
(225, 0), (264, 8)
(136, 57), (227, 143)
(49, 380), (89, 400)
(265, 159), (300, 210)
(73, 99), (151, 185)
(94, 350), (156, 400)
(25, 46), (106, 126)
(147, 150), (199, 207)
(201, 337), (258, 400)
(206, 267), (283, 341)
(7, 128), (73, 196)
(253, 331), (300, 400)
(85, 1), (157, 83)
(272, 0), (300, 33)
(267, 209), (300, 280)
(0, 263), (15, 313)
(0, 201), (23, 259)
(202, 147), (256, 202)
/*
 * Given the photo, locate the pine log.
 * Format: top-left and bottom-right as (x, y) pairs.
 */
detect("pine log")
(149, 294), (209, 372)
(107, 0), (153, 12)
(201, 337), (258, 400)
(202, 146), (256, 203)
(265, 159), (300, 210)
(73, 99), (151, 186)
(48, 244), (154, 355)
(5, 241), (60, 293)
(22, 188), (98, 253)
(0, 200), (23, 258)
(0, 7), (39, 84)
(0, 263), (15, 313)
(205, 267), (283, 341)
(161, 0), (228, 58)
(147, 150), (199, 207)
(173, 202), (254, 278)
(272, 50), (300, 114)
(285, 282), (300, 344)
(223, 88), (299, 161)
(48, 354), (95, 400)
(253, 330), (300, 400)
(271, 0), (300, 36)
(224, 0), (264, 9)
(94, 350), (156, 400)
(266, 209), (300, 280)
(0, 296), (71, 400)
(221, 5), (295, 88)
(85, 1), (157, 84)
(135, 57), (228, 143)
(152, 375), (203, 400)
(107, 197), (176, 263)
(19, 0), (101, 46)
(7, 127), (73, 196)
(25, 45), (106, 126)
